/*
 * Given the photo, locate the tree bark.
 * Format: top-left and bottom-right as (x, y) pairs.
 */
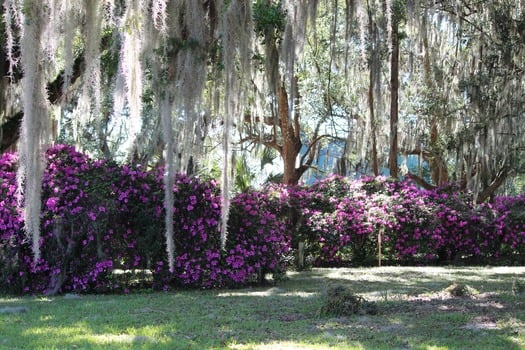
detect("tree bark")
(367, 2), (379, 176)
(277, 83), (302, 185)
(388, 19), (399, 179)
(251, 3), (320, 186)
(476, 165), (509, 203)
(422, 15), (448, 186)
(369, 73), (379, 176)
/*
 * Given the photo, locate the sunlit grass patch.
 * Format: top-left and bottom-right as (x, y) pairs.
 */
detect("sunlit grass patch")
(1, 266), (524, 349)
(228, 340), (365, 350)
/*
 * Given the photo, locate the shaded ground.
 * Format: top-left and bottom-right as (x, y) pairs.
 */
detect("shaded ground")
(0, 266), (524, 349)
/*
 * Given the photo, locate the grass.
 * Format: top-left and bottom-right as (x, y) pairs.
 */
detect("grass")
(1, 266), (524, 349)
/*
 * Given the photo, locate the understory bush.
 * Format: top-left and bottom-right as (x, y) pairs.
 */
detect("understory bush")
(0, 152), (25, 292)
(284, 175), (525, 267)
(0, 145), (288, 294)
(0, 145), (524, 295)
(225, 190), (290, 285)
(161, 173), (223, 288)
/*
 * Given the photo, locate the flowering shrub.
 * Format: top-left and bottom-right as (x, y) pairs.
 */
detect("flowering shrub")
(491, 195), (525, 259)
(302, 176), (397, 266)
(306, 194), (375, 266)
(392, 184), (496, 263)
(38, 144), (102, 294)
(307, 174), (354, 212)
(425, 187), (481, 261)
(293, 175), (355, 266)
(390, 181), (437, 262)
(297, 175), (525, 266)
(0, 152), (26, 293)
(36, 145), (164, 294)
(160, 174), (223, 288)
(0, 146), (294, 294)
(225, 190), (290, 285)
(1, 144), (525, 295)
(4, 145), (298, 294)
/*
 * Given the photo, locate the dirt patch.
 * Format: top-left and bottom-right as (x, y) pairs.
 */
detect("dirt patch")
(463, 316), (499, 330)
(377, 287), (515, 320)
(0, 306), (28, 314)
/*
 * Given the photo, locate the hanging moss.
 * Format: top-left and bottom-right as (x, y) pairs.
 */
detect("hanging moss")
(151, 0), (168, 34)
(120, 0), (144, 156)
(219, 0), (254, 248)
(17, 0), (51, 263)
(160, 95), (175, 271)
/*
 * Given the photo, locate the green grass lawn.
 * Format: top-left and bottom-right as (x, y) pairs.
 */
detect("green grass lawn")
(1, 266), (524, 349)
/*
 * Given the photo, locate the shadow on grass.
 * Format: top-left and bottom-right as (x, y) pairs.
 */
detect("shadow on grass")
(1, 267), (524, 349)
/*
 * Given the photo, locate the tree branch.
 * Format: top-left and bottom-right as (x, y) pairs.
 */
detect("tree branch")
(239, 135), (282, 154)
(300, 134), (332, 166)
(1, 54), (84, 151)
(476, 166), (510, 203)
(405, 172), (436, 190)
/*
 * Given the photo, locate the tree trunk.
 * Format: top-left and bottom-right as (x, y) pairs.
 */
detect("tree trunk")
(367, 3), (379, 176)
(476, 165), (509, 203)
(369, 75), (379, 177)
(429, 119), (448, 186)
(277, 83), (302, 185)
(258, 5), (308, 186)
(422, 16), (448, 186)
(388, 20), (399, 179)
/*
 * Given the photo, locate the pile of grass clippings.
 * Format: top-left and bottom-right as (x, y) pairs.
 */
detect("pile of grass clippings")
(444, 283), (479, 297)
(512, 278), (525, 295)
(319, 283), (377, 316)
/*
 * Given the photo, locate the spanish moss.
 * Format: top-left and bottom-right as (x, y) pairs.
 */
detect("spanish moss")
(120, 0), (144, 157)
(17, 0), (51, 263)
(219, 0), (253, 249)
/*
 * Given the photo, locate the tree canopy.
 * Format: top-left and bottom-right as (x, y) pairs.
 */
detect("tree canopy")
(1, 0), (524, 263)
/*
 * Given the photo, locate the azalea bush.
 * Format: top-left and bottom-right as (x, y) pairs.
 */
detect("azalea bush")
(393, 184), (499, 264)
(0, 152), (25, 293)
(152, 176), (290, 290)
(299, 176), (398, 266)
(225, 190), (290, 285)
(390, 181), (437, 262)
(491, 195), (525, 259)
(0, 145), (290, 294)
(422, 186), (486, 261)
(155, 173), (223, 289)
(1, 145), (524, 295)
(22, 145), (163, 294)
(297, 175), (525, 266)
(293, 175), (356, 266)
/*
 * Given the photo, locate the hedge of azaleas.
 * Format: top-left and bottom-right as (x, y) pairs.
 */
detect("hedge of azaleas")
(0, 145), (524, 295)
(0, 145), (288, 294)
(294, 175), (525, 266)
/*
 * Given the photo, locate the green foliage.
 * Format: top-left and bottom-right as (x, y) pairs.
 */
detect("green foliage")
(261, 146), (277, 170)
(253, 0), (286, 41)
(100, 27), (120, 81)
(264, 172), (283, 184)
(391, 0), (407, 27)
(234, 154), (255, 192)
(168, 37), (201, 52)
